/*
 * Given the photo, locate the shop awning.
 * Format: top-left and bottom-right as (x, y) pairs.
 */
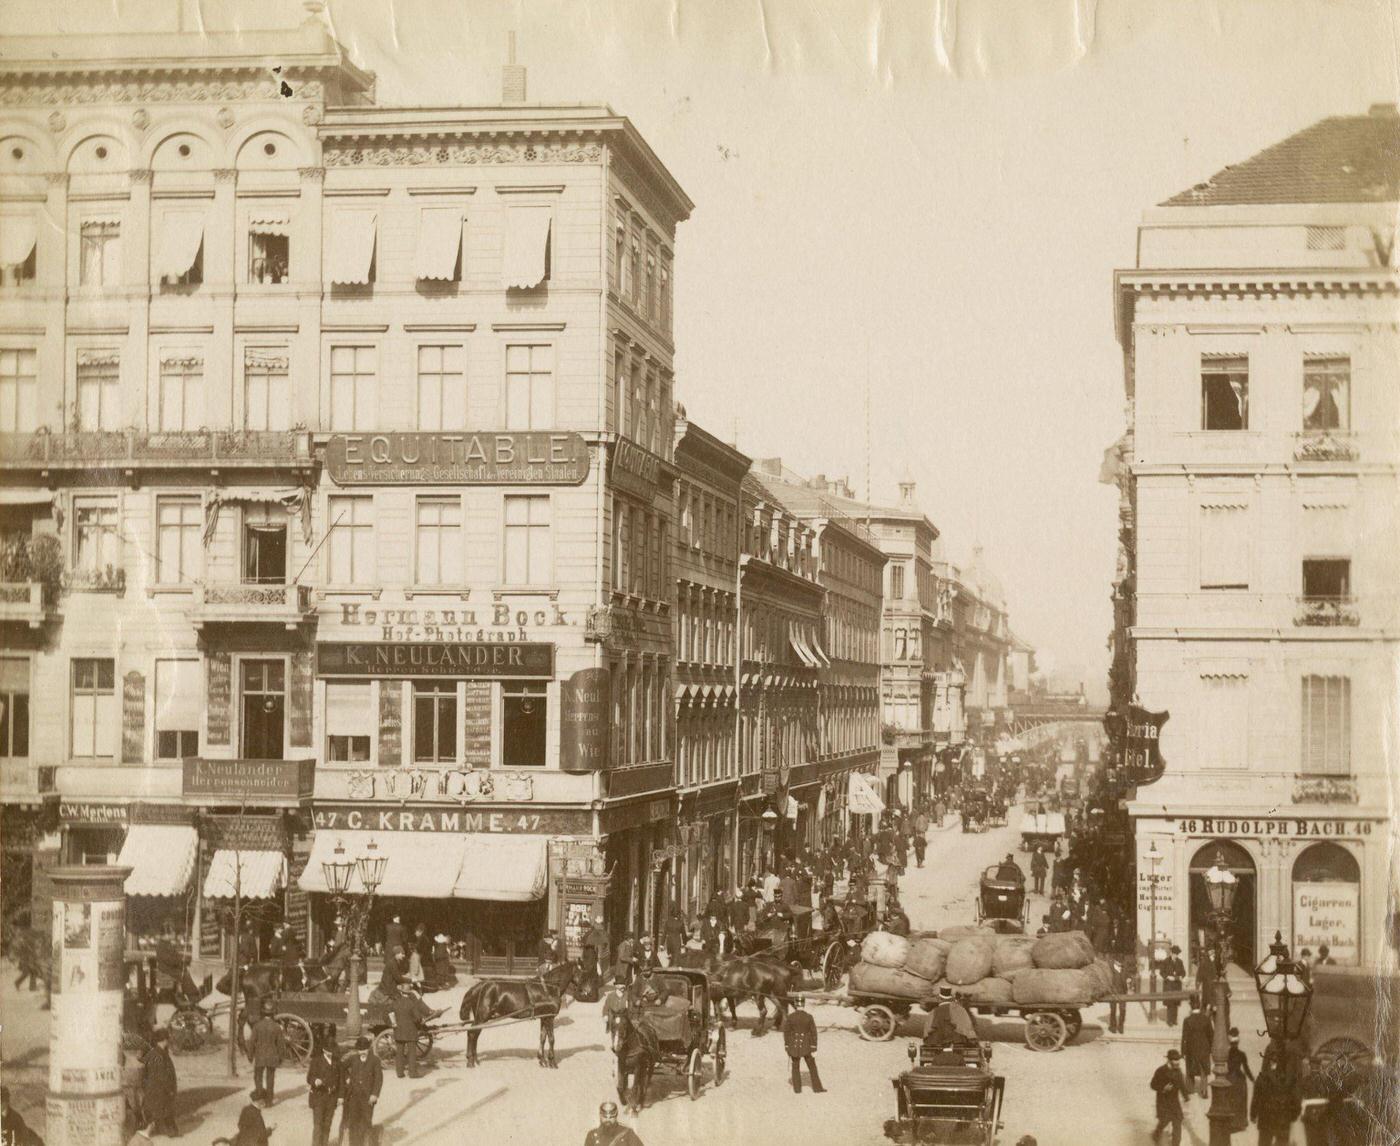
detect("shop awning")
(789, 625), (819, 669)
(203, 849), (287, 900)
(118, 825), (197, 897)
(454, 835), (548, 902)
(327, 211), (378, 285)
(809, 634), (832, 667)
(248, 213), (291, 237)
(0, 215), (37, 268)
(154, 209), (207, 281)
(501, 205), (551, 289)
(0, 490), (55, 507)
(298, 830), (466, 900)
(416, 206), (463, 280)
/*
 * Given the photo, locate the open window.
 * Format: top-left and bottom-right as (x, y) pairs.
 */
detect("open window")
(415, 207), (463, 283)
(502, 205), (551, 290)
(1303, 356), (1349, 432)
(1201, 355), (1248, 430)
(240, 659), (285, 760)
(503, 682), (547, 767)
(242, 504), (288, 585)
(155, 208), (206, 289)
(248, 214), (290, 284)
(413, 682), (457, 764)
(1302, 558), (1350, 601)
(326, 680), (372, 763)
(155, 659), (201, 760)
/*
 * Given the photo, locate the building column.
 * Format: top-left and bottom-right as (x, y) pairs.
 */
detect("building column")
(126, 169), (152, 428)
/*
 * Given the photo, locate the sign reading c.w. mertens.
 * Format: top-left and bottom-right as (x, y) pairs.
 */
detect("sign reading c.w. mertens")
(326, 432), (589, 485)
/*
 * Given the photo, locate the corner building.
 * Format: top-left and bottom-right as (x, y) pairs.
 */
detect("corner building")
(0, 17), (691, 971)
(1114, 105), (1400, 973)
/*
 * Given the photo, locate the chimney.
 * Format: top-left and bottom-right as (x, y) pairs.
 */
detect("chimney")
(502, 32), (527, 103)
(1369, 102), (1399, 118)
(898, 479), (916, 507)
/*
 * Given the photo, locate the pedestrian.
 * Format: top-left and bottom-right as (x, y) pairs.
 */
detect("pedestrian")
(614, 931), (636, 985)
(580, 915), (610, 986)
(409, 922), (430, 983)
(1, 1086), (42, 1146)
(727, 889), (751, 936)
(1087, 898), (1112, 952)
(122, 1043), (146, 1133)
(1180, 997), (1213, 1096)
(1296, 949), (1313, 987)
(228, 1098), (272, 1146)
(390, 985), (436, 1079)
(1106, 954), (1128, 1035)
(1315, 944), (1335, 966)
(306, 1034), (342, 1146)
(663, 904), (686, 964)
(140, 1029), (179, 1137)
(1159, 945), (1186, 1026)
(601, 979), (630, 1035)
(247, 1001), (287, 1107)
(426, 932), (457, 991)
(1030, 846), (1048, 895)
(1225, 1027), (1254, 1131)
(782, 995), (824, 1094)
(1251, 1047), (1301, 1146)
(339, 1036), (383, 1146)
(582, 1101), (643, 1146)
(634, 935), (660, 974)
(912, 832), (927, 869)
(10, 932), (40, 993)
(1150, 1048), (1190, 1146)
(383, 915), (404, 961)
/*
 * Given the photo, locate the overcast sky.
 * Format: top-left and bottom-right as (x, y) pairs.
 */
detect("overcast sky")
(8, 0), (1397, 696)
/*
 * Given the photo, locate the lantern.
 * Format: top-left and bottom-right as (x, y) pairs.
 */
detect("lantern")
(322, 838), (355, 896)
(1202, 857), (1238, 918)
(356, 836), (388, 894)
(1254, 930), (1312, 1042)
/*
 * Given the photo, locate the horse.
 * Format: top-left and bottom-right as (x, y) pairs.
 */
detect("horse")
(710, 954), (802, 1037)
(609, 1008), (658, 1114)
(458, 961), (577, 1068)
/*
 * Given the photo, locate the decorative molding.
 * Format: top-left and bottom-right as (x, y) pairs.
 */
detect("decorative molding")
(301, 105), (322, 127)
(69, 190), (129, 202)
(131, 108), (150, 132)
(235, 187), (300, 199)
(46, 110), (66, 133)
(495, 183), (565, 195)
(152, 188), (215, 199)
(321, 323), (390, 333)
(0, 76), (326, 107)
(4, 192), (47, 203)
(234, 323), (299, 333)
(406, 186), (477, 196)
(213, 168), (237, 183)
(149, 324), (215, 335)
(216, 107), (236, 130)
(67, 325), (129, 335)
(323, 186), (390, 197)
(402, 323), (476, 332)
(1185, 324), (1263, 336)
(45, 172), (69, 189)
(323, 140), (603, 168)
(491, 321), (565, 333)
(298, 166), (326, 183)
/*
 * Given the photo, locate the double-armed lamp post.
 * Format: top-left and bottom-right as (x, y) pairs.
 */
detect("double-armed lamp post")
(1202, 857), (1238, 1146)
(321, 838), (388, 1041)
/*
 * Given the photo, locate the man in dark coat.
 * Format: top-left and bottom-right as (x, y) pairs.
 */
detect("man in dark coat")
(1150, 1048), (1189, 1146)
(582, 1102), (643, 1146)
(229, 1099), (272, 1146)
(882, 899), (911, 938)
(663, 907), (686, 964)
(390, 985), (442, 1079)
(1087, 899), (1113, 953)
(1029, 846), (1049, 894)
(782, 996), (824, 1094)
(248, 999), (288, 1106)
(383, 915), (405, 961)
(140, 1029), (179, 1137)
(1158, 946), (1187, 1026)
(306, 1037), (342, 1146)
(580, 916), (610, 983)
(1180, 997), (1213, 1094)
(614, 932), (636, 984)
(1, 1086), (43, 1146)
(1251, 1049), (1300, 1146)
(340, 1036), (383, 1146)
(1105, 955), (1128, 1035)
(727, 890), (752, 935)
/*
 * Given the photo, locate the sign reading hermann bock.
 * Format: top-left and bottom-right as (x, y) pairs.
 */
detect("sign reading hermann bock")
(318, 641), (554, 679)
(327, 432), (589, 485)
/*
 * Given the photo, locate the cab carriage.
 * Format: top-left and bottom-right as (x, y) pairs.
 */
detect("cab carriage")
(628, 967), (727, 1101)
(885, 1038), (1006, 1145)
(974, 866), (1029, 927)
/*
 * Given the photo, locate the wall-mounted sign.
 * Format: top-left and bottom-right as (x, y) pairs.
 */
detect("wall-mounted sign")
(560, 668), (610, 773)
(609, 439), (668, 502)
(332, 600), (571, 644)
(312, 803), (589, 835)
(182, 758), (315, 803)
(340, 768), (535, 803)
(1176, 818), (1375, 839)
(317, 641), (554, 679)
(1292, 881), (1359, 966)
(121, 671), (145, 765)
(326, 432), (590, 486)
(59, 804), (127, 826)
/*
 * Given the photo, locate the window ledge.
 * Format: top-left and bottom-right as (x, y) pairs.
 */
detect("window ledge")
(319, 586), (383, 600)
(492, 586), (559, 601)
(147, 584), (195, 597)
(404, 586), (473, 600)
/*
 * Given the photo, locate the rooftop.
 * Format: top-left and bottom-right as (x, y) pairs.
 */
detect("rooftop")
(1162, 103), (1400, 207)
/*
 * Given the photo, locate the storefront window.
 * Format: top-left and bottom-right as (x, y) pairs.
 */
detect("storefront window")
(413, 682), (457, 764)
(1292, 842), (1360, 967)
(503, 683), (547, 768)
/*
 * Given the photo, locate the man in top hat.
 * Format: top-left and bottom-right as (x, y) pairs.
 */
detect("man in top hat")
(340, 1036), (383, 1146)
(139, 1028), (180, 1137)
(383, 915), (405, 962)
(782, 995), (824, 1094)
(924, 984), (976, 1046)
(1250, 1045), (1301, 1146)
(1029, 845), (1049, 894)
(580, 914), (611, 985)
(390, 983), (443, 1080)
(248, 999), (289, 1107)
(1150, 1048), (1190, 1146)
(1179, 996), (1213, 1096)
(1158, 945), (1187, 1026)
(305, 1031), (343, 1146)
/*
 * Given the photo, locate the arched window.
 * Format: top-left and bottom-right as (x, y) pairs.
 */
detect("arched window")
(1292, 842), (1359, 884)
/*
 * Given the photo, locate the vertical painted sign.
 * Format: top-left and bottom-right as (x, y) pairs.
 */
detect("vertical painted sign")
(378, 684), (401, 769)
(560, 668), (610, 773)
(120, 671), (144, 764)
(206, 653), (232, 747)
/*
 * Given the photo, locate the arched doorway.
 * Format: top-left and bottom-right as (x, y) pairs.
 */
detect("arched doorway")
(1292, 842), (1361, 966)
(1189, 840), (1256, 970)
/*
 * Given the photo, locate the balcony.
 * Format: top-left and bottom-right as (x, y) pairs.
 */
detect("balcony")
(62, 567), (126, 595)
(1293, 596), (1360, 628)
(191, 582), (314, 630)
(604, 760), (675, 800)
(1293, 430), (1359, 463)
(0, 581), (51, 628)
(0, 430), (313, 472)
(1292, 774), (1359, 805)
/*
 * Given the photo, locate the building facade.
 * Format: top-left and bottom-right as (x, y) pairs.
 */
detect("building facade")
(1114, 105), (1400, 972)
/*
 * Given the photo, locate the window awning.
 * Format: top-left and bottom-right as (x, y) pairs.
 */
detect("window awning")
(454, 835), (548, 902)
(788, 625), (819, 669)
(0, 490), (55, 507)
(327, 212), (377, 285)
(203, 849), (288, 900)
(416, 207), (463, 281)
(0, 216), (37, 268)
(118, 825), (197, 897)
(298, 830), (466, 900)
(809, 636), (832, 667)
(248, 213), (291, 237)
(154, 210), (207, 280)
(501, 205), (551, 289)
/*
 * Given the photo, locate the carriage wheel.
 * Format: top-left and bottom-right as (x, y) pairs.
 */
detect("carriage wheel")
(169, 1007), (211, 1053)
(1024, 1011), (1067, 1052)
(686, 1048), (703, 1100)
(1315, 1036), (1371, 1077)
(372, 1029), (397, 1066)
(275, 1013), (314, 1066)
(859, 1004), (898, 1042)
(1061, 1011), (1082, 1042)
(821, 943), (845, 991)
(417, 1030), (434, 1062)
(714, 1025), (727, 1086)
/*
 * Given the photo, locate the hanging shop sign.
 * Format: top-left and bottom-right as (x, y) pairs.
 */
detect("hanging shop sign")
(312, 803), (590, 835)
(182, 758), (315, 803)
(1176, 818), (1375, 839)
(1292, 881), (1359, 966)
(600, 796), (674, 835)
(326, 431), (590, 486)
(1106, 705), (1169, 786)
(317, 641), (554, 679)
(560, 668), (610, 773)
(608, 438), (668, 502)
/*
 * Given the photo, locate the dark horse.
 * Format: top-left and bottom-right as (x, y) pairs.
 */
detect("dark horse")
(458, 961), (577, 1068)
(710, 955), (802, 1037)
(609, 1009), (658, 1114)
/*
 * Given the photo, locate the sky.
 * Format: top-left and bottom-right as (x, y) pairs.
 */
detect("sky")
(7, 0), (1398, 698)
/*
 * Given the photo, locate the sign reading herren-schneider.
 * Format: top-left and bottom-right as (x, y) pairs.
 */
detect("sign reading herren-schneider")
(317, 641), (554, 679)
(326, 432), (590, 485)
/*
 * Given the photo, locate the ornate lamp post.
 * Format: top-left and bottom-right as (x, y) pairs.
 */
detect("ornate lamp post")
(1202, 856), (1239, 1146)
(1253, 930), (1312, 1063)
(321, 837), (387, 1041)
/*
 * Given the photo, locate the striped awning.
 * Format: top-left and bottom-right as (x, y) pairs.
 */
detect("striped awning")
(203, 849), (287, 900)
(298, 830), (465, 900)
(119, 825), (197, 897)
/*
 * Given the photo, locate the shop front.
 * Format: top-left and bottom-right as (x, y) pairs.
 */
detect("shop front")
(675, 782), (736, 920)
(601, 792), (675, 947)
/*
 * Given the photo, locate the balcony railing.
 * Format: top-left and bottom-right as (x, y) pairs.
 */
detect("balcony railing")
(1294, 430), (1358, 462)
(1293, 596), (1360, 627)
(0, 430), (312, 468)
(191, 582), (313, 628)
(0, 581), (50, 628)
(1292, 774), (1359, 805)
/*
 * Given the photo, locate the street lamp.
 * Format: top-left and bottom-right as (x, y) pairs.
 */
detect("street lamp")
(1254, 930), (1313, 1050)
(321, 837), (388, 1041)
(1147, 840), (1164, 1021)
(1202, 855), (1239, 1146)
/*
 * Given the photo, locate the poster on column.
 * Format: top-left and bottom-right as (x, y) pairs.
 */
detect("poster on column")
(1293, 881), (1359, 966)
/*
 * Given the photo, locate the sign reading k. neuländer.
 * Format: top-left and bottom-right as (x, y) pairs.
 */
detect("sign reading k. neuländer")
(326, 432), (590, 485)
(317, 641), (554, 679)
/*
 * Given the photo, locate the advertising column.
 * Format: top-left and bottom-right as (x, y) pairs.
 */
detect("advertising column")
(46, 865), (130, 1146)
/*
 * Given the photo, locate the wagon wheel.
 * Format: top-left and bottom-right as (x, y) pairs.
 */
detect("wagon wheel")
(859, 1004), (898, 1042)
(275, 1013), (314, 1066)
(713, 1025), (727, 1086)
(372, 1029), (397, 1066)
(686, 1047), (703, 1101)
(1061, 1011), (1082, 1042)
(169, 1007), (211, 1053)
(1024, 1011), (1067, 1052)
(821, 943), (846, 991)
(416, 1030), (434, 1061)
(1314, 1036), (1371, 1083)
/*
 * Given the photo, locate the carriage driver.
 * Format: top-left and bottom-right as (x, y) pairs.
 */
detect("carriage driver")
(924, 984), (977, 1047)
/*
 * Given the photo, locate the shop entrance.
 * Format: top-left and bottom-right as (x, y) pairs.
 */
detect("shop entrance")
(1188, 840), (1256, 970)
(1292, 842), (1360, 966)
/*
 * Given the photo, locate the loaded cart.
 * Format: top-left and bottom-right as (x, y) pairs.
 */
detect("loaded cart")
(1019, 812), (1065, 853)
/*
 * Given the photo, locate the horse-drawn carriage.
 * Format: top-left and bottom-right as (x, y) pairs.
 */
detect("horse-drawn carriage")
(613, 967), (727, 1111)
(974, 866), (1028, 928)
(122, 951), (217, 1054)
(1019, 811), (1065, 853)
(884, 1038), (1005, 1145)
(960, 788), (990, 834)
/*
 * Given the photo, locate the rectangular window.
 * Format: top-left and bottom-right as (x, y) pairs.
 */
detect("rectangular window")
(70, 658), (115, 758)
(157, 354), (204, 432)
(79, 218), (121, 287)
(644, 253), (656, 320)
(614, 220), (627, 293)
(414, 496), (462, 586)
(502, 682), (547, 767)
(1301, 675), (1350, 775)
(631, 361), (646, 447)
(326, 680), (372, 763)
(75, 350), (121, 430)
(504, 344), (552, 430)
(501, 205), (551, 290)
(629, 234), (642, 306)
(660, 263), (672, 329)
(413, 682), (457, 764)
(503, 495), (551, 585)
(1302, 558), (1350, 601)
(613, 500), (629, 592)
(327, 495), (374, 585)
(891, 564), (905, 600)
(615, 350), (629, 437)
(155, 209), (205, 288)
(1199, 676), (1248, 770)
(240, 659), (285, 760)
(242, 504), (287, 585)
(0, 348), (38, 432)
(155, 496), (201, 585)
(0, 215), (38, 286)
(416, 344), (465, 431)
(72, 497), (119, 573)
(1201, 355), (1249, 430)
(154, 659), (201, 760)
(329, 345), (376, 431)
(248, 217), (290, 284)
(1302, 356), (1350, 432)
(1199, 506), (1249, 590)
(415, 207), (463, 282)
(0, 658), (29, 758)
(243, 349), (290, 431)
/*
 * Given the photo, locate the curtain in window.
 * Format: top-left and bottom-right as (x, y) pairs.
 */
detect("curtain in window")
(155, 660), (202, 734)
(415, 207), (463, 280)
(0, 216), (37, 268)
(326, 681), (372, 738)
(502, 206), (551, 289)
(154, 210), (207, 280)
(327, 212), (377, 285)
